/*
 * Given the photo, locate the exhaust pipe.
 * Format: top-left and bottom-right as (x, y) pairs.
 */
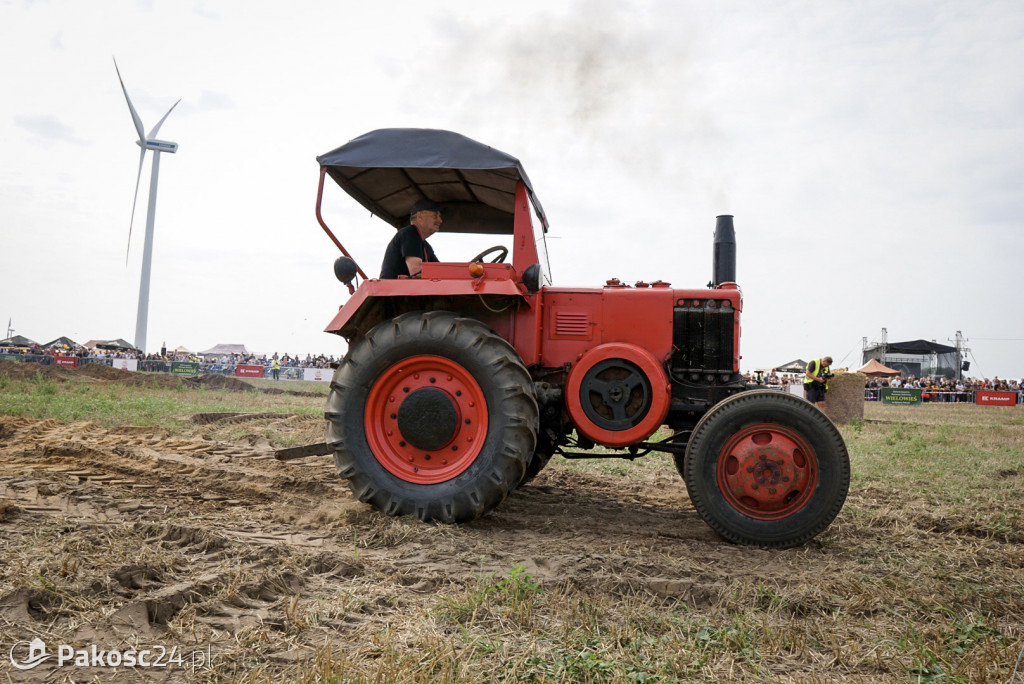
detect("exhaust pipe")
(712, 214), (736, 286)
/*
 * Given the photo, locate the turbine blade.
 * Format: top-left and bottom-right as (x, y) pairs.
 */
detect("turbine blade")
(113, 57), (146, 142)
(126, 147), (147, 265)
(147, 98), (181, 140)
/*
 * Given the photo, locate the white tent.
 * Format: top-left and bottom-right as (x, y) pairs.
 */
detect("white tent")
(198, 343), (248, 357)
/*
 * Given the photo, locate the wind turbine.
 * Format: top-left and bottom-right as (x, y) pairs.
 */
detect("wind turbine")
(114, 58), (180, 354)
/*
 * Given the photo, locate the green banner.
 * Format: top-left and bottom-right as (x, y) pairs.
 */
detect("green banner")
(171, 361), (200, 376)
(880, 387), (922, 405)
(0, 354), (23, 362)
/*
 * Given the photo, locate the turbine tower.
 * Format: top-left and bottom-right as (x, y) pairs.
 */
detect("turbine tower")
(114, 58), (180, 354)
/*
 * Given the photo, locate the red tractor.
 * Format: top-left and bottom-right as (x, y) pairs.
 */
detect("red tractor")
(314, 129), (849, 548)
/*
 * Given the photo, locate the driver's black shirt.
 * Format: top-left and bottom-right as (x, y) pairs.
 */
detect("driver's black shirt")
(380, 225), (438, 279)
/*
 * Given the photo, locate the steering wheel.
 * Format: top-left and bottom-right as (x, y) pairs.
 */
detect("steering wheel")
(469, 245), (508, 263)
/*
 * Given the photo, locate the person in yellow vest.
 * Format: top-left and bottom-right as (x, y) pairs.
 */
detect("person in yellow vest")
(804, 356), (833, 408)
(271, 357), (281, 381)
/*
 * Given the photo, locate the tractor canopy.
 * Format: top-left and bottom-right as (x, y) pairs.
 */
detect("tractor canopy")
(317, 128), (548, 235)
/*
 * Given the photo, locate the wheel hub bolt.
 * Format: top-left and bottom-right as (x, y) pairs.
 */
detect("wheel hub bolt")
(769, 487), (777, 494)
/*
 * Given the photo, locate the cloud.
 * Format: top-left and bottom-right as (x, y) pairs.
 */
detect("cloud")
(192, 1), (220, 21)
(197, 90), (234, 111)
(13, 115), (87, 145)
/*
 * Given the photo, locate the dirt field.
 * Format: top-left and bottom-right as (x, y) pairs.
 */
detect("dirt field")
(1, 362), (1022, 682)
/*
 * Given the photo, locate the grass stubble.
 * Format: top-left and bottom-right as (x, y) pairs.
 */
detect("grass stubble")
(0, 364), (1022, 682)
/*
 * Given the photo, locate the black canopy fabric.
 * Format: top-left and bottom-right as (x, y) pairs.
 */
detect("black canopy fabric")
(774, 359), (808, 373)
(884, 339), (957, 354)
(42, 336), (81, 349)
(317, 128), (548, 235)
(85, 339), (137, 352)
(0, 335), (37, 347)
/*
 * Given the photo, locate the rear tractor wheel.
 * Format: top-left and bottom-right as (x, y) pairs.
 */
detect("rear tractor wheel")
(326, 311), (538, 523)
(678, 390), (850, 548)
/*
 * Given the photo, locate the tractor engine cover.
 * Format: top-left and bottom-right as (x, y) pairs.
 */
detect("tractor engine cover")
(566, 343), (671, 447)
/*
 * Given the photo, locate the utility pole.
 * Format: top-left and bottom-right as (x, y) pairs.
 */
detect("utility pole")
(880, 327), (888, 366)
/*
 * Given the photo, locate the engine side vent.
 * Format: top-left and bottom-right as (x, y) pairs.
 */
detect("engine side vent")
(553, 311), (592, 338)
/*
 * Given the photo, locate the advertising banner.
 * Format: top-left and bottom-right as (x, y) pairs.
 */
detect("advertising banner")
(54, 356), (79, 368)
(0, 353), (23, 362)
(235, 365), (265, 378)
(171, 361), (199, 376)
(111, 358), (139, 372)
(880, 388), (922, 405)
(975, 391), (1017, 407)
(303, 367), (333, 383)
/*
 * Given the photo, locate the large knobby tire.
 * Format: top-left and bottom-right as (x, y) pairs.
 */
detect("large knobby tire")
(519, 431), (556, 486)
(679, 390), (850, 548)
(326, 311), (538, 523)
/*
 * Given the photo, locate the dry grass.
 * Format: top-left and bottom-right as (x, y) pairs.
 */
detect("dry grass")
(1, 366), (1023, 682)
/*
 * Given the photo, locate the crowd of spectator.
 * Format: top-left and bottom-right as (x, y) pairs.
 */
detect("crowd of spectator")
(137, 350), (339, 369)
(0, 343), (339, 370)
(744, 370), (803, 386)
(4, 342), (1022, 399)
(743, 368), (1022, 389)
(867, 375), (1021, 392)
(866, 375), (1023, 403)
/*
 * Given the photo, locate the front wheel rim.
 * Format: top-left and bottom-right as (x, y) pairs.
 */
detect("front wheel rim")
(365, 355), (488, 484)
(715, 423), (819, 520)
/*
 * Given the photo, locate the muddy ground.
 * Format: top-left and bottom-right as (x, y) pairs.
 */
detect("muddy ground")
(0, 363), (1021, 682)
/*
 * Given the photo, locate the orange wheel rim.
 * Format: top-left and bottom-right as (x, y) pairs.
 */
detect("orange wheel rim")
(364, 355), (488, 484)
(716, 423), (818, 520)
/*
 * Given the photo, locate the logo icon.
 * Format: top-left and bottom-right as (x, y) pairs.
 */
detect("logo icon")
(10, 637), (51, 670)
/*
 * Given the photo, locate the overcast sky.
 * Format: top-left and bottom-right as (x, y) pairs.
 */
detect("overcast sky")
(2, 0), (1022, 378)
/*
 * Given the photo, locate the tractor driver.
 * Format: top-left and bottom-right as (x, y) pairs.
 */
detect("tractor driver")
(380, 199), (442, 279)
(804, 356), (833, 409)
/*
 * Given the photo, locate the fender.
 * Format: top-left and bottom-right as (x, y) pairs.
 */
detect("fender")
(325, 264), (529, 339)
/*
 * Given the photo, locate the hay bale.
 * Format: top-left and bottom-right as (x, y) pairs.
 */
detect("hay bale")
(823, 371), (866, 424)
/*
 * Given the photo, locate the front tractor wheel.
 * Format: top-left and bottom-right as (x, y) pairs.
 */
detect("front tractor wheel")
(326, 311), (538, 523)
(679, 390), (850, 548)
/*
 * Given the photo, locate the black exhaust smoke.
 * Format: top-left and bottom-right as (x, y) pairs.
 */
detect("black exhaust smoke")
(712, 214), (736, 286)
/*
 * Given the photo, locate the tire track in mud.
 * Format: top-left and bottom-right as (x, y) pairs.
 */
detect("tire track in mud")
(0, 413), (812, 677)
(0, 414), (374, 671)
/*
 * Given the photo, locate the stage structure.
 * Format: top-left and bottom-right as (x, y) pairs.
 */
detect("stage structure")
(862, 333), (962, 380)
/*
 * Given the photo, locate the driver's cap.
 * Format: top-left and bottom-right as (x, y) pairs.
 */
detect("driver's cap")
(411, 199), (443, 215)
